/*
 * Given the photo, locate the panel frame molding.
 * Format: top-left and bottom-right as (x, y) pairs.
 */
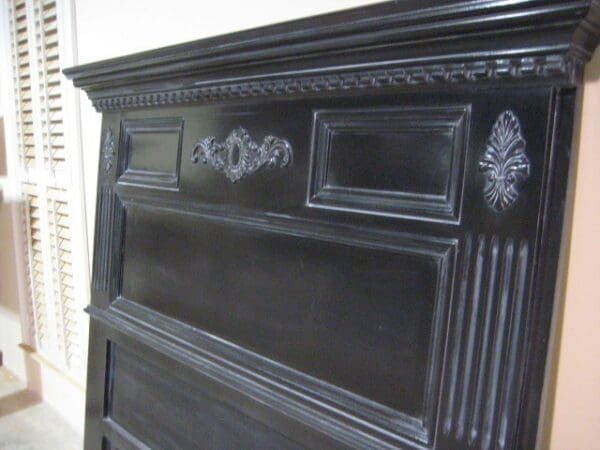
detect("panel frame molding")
(117, 117), (184, 191)
(307, 105), (471, 224)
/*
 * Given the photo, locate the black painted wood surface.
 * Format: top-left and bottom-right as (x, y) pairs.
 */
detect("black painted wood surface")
(65, 1), (600, 449)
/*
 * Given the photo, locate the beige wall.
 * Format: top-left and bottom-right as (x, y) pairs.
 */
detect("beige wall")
(546, 51), (600, 450)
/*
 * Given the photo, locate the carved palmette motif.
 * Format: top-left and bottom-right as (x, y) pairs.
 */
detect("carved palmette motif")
(479, 111), (530, 212)
(191, 127), (292, 182)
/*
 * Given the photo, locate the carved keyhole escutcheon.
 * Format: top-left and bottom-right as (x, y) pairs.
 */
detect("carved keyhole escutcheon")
(191, 127), (293, 183)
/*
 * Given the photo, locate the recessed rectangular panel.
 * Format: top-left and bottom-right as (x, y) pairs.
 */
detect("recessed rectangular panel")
(308, 106), (470, 223)
(119, 204), (454, 442)
(118, 117), (183, 190)
(106, 342), (302, 450)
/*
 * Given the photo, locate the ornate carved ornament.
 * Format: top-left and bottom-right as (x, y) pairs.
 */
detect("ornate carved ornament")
(102, 127), (115, 172)
(90, 55), (580, 111)
(191, 127), (292, 183)
(479, 111), (530, 212)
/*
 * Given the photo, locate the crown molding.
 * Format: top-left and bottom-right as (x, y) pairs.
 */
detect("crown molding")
(64, 0), (600, 111)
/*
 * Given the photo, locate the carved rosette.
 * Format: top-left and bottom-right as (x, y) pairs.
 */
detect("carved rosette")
(191, 127), (292, 182)
(102, 127), (115, 173)
(479, 111), (530, 212)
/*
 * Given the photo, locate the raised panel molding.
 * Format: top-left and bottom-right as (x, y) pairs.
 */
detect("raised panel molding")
(116, 200), (457, 448)
(104, 342), (302, 450)
(90, 271), (454, 450)
(117, 117), (184, 190)
(308, 106), (470, 223)
(441, 234), (530, 450)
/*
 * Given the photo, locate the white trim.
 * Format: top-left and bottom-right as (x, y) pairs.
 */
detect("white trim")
(56, 0), (89, 381)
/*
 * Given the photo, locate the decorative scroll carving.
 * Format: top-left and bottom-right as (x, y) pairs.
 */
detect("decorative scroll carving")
(479, 111), (530, 212)
(191, 127), (292, 182)
(90, 54), (579, 111)
(102, 127), (115, 172)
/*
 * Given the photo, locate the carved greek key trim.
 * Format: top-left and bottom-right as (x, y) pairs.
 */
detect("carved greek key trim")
(102, 127), (115, 173)
(479, 111), (530, 212)
(191, 127), (292, 183)
(90, 54), (581, 111)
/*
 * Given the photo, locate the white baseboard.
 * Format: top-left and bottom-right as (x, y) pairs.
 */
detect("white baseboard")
(18, 344), (85, 434)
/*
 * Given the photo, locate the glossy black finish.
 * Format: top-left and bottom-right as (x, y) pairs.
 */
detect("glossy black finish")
(65, 1), (600, 449)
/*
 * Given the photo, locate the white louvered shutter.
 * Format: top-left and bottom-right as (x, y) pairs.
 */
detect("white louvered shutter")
(5, 0), (88, 382)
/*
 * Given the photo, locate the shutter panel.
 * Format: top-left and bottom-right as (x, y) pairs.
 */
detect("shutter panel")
(5, 0), (86, 381)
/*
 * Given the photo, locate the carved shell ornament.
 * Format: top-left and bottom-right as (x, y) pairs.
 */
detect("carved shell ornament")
(479, 111), (530, 212)
(191, 127), (292, 182)
(102, 127), (115, 173)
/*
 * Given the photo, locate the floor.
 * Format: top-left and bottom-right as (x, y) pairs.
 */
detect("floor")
(0, 367), (82, 450)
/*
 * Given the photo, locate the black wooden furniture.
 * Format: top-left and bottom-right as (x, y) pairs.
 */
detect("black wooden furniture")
(65, 1), (600, 449)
